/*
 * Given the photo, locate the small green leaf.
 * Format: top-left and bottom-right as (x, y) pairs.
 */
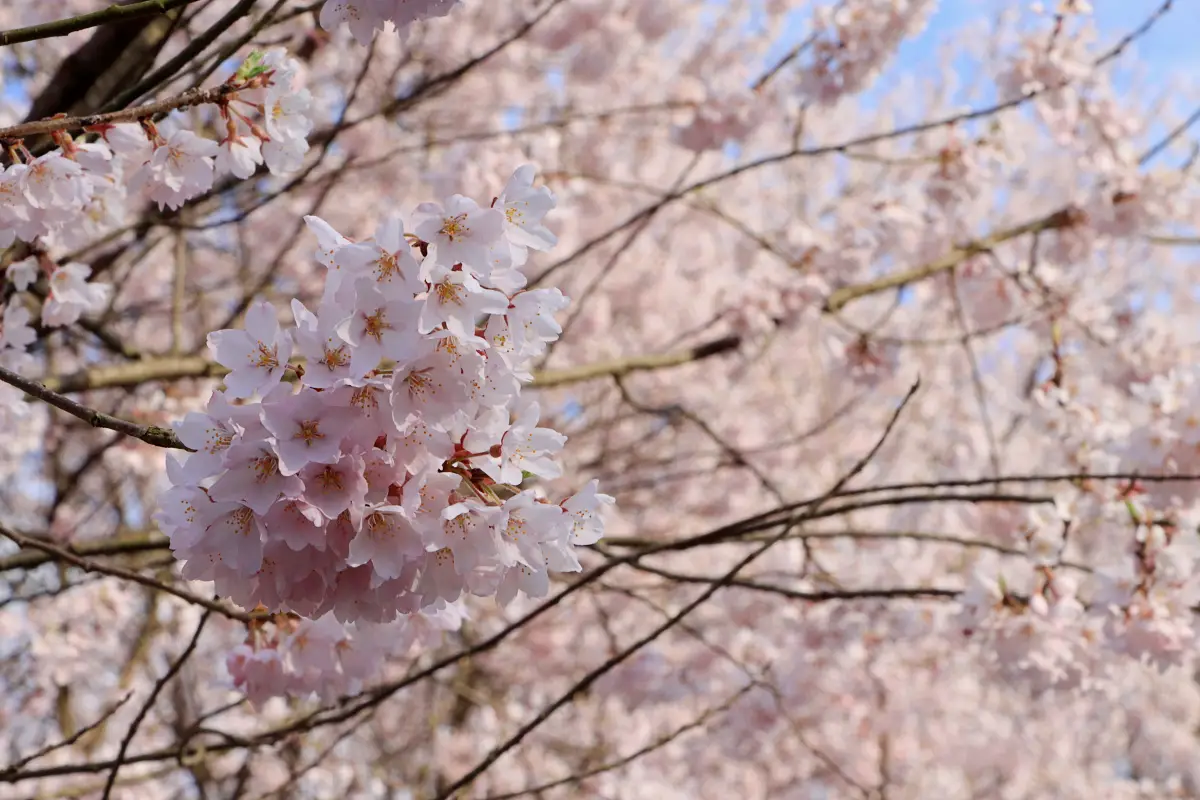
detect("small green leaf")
(235, 50), (268, 81)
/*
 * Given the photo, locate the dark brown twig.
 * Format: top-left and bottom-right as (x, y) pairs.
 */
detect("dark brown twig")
(0, 363), (189, 450)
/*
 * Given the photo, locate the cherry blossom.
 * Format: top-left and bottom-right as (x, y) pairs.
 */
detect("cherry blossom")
(8, 2), (1200, 798)
(207, 299), (294, 399)
(41, 262), (111, 327)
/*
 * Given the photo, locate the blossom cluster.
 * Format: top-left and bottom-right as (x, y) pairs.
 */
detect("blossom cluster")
(155, 165), (613, 701)
(227, 602), (466, 705)
(798, 0), (935, 104)
(319, 0), (461, 45)
(956, 362), (1200, 690)
(0, 48), (312, 255)
(958, 482), (1200, 690)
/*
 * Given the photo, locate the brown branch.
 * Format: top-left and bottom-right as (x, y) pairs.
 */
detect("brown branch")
(101, 609), (211, 799)
(0, 531), (169, 573)
(821, 209), (1072, 313)
(534, 333), (742, 387)
(432, 383), (922, 799)
(627, 561), (961, 604)
(482, 683), (757, 800)
(26, 280), (144, 360)
(0, 693), (133, 777)
(172, 220), (190, 355)
(0, 0), (200, 47)
(310, 0), (569, 147)
(0, 363), (189, 450)
(101, 0), (261, 113)
(0, 523), (251, 622)
(0, 459), (1075, 786)
(38, 331), (746, 395)
(601, 528), (1094, 573)
(41, 355), (222, 393)
(528, 2), (1172, 291)
(0, 82), (239, 140)
(20, 0), (184, 126)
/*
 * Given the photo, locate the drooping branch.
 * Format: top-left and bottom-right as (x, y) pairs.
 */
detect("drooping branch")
(0, 364), (189, 450)
(0, 523), (252, 622)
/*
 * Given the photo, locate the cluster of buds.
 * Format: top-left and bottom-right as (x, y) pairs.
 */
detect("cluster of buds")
(0, 48), (311, 257)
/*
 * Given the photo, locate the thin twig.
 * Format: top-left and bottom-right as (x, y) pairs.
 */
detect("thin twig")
(0, 523), (252, 622)
(0, 692), (133, 775)
(481, 683), (758, 800)
(101, 0), (260, 112)
(431, 382), (922, 799)
(101, 609), (212, 799)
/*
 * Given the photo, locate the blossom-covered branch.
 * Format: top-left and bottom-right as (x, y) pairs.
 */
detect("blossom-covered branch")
(5, 0), (1200, 797)
(0, 82), (240, 141)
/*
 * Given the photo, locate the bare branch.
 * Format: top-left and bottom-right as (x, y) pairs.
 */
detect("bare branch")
(0, 531), (170, 573)
(0, 523), (253, 622)
(0, 692), (132, 776)
(0, 0), (202, 48)
(0, 363), (190, 450)
(101, 609), (212, 799)
(822, 210), (1071, 313)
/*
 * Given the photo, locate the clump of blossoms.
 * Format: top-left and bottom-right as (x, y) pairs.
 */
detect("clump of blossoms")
(797, 0), (936, 104)
(319, 0), (461, 45)
(957, 489), (1200, 691)
(155, 166), (614, 704)
(0, 48), (311, 254)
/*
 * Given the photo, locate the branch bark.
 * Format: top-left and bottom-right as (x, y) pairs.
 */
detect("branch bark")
(0, 523), (251, 622)
(821, 209), (1073, 313)
(0, 82), (239, 141)
(37, 332), (747, 395)
(0, 531), (169, 573)
(0, 0), (200, 47)
(0, 363), (189, 450)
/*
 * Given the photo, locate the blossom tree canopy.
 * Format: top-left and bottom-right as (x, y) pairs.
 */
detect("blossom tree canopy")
(2, 0), (1200, 797)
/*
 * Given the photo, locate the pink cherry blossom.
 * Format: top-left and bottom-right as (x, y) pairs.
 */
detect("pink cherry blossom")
(207, 300), (294, 399)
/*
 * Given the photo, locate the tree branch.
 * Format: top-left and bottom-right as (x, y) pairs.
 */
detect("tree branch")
(101, 608), (211, 799)
(821, 209), (1072, 313)
(0, 363), (189, 450)
(0, 693), (132, 777)
(432, 383), (921, 799)
(0, 0), (201, 47)
(0, 523), (253, 622)
(37, 332), (747, 395)
(0, 531), (170, 573)
(0, 82), (239, 140)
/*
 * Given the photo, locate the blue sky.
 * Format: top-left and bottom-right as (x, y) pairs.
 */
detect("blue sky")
(869, 0), (1199, 115)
